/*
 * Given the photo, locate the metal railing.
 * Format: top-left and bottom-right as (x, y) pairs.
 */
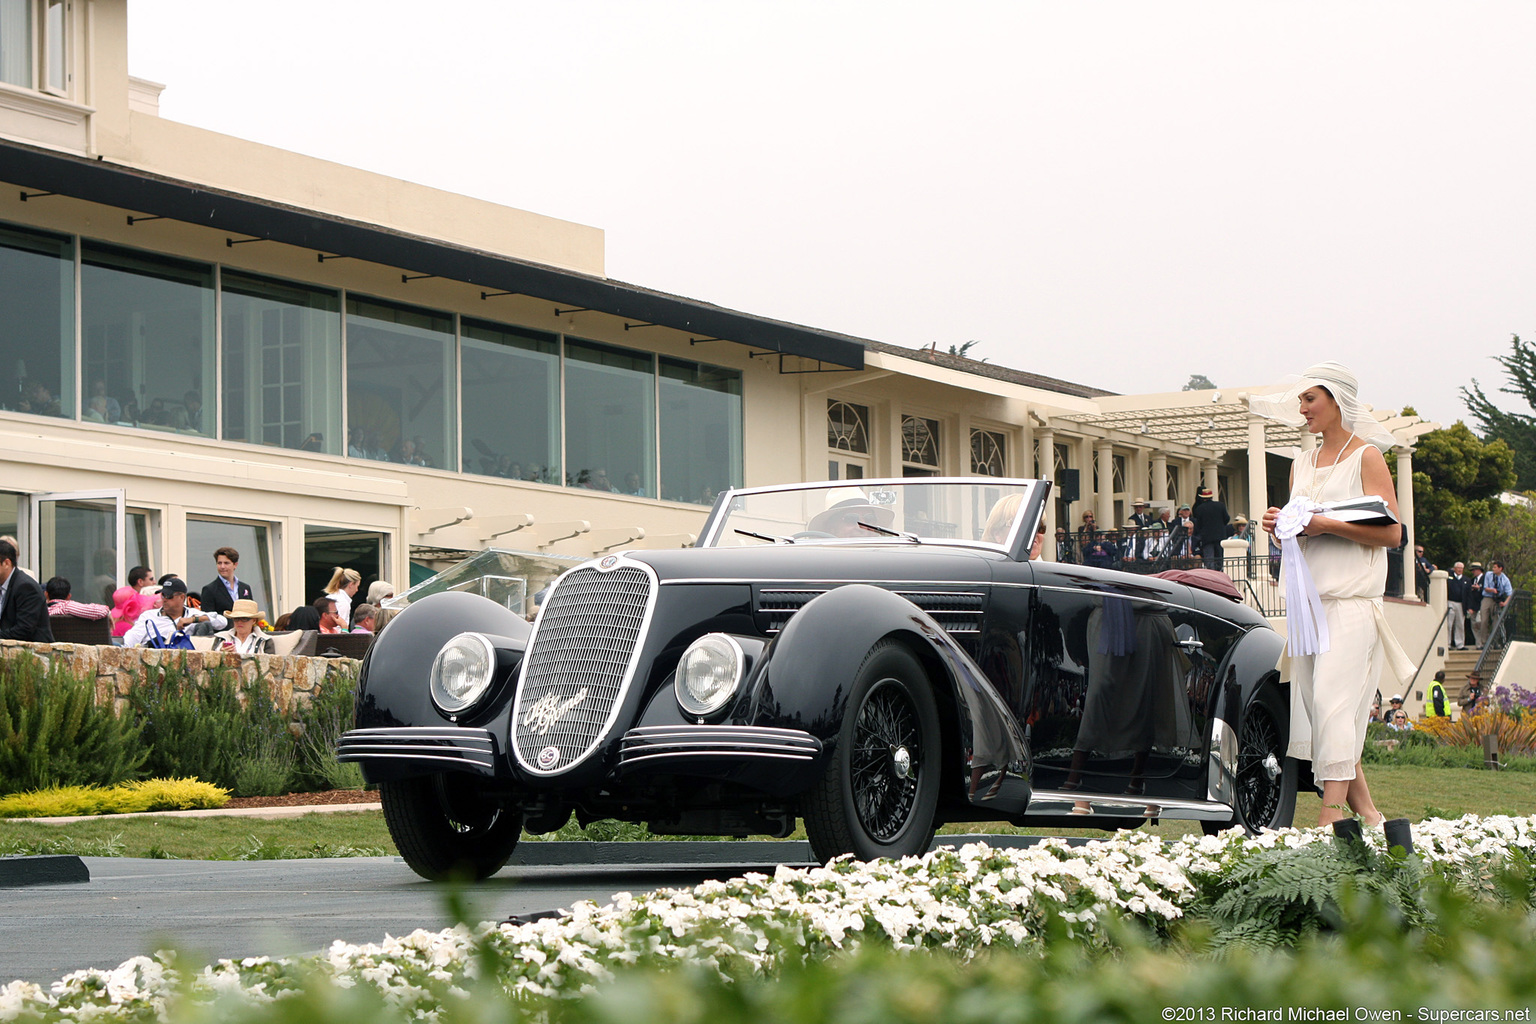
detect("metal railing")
(1470, 590), (1533, 682)
(1054, 526), (1210, 574)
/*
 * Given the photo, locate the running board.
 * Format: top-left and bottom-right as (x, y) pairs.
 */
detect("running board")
(1023, 790), (1235, 820)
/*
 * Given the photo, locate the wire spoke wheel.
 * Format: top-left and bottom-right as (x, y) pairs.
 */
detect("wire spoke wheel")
(804, 641), (941, 862)
(1206, 686), (1296, 835)
(1234, 699), (1283, 827)
(850, 680), (921, 841)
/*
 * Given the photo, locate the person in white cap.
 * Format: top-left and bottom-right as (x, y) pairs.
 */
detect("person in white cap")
(806, 488), (896, 538)
(1253, 361), (1414, 828)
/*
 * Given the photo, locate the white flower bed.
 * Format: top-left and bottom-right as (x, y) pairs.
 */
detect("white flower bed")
(4, 814), (1533, 1023)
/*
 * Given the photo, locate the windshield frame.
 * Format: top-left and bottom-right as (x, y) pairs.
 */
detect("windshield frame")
(697, 476), (1051, 560)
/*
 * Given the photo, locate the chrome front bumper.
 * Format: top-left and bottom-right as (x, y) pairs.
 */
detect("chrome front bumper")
(337, 726), (498, 775)
(617, 725), (822, 773)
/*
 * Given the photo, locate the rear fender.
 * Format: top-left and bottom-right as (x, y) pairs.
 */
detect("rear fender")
(1207, 625), (1287, 804)
(748, 584), (1031, 816)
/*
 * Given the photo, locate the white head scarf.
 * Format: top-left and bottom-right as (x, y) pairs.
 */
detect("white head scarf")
(1247, 361), (1397, 451)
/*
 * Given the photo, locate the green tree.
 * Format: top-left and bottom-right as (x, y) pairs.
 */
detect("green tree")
(1462, 333), (1536, 489)
(1466, 497), (1536, 592)
(946, 340), (982, 359)
(1390, 422), (1516, 565)
(1182, 373), (1217, 391)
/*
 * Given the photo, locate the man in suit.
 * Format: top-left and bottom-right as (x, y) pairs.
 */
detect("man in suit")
(1445, 561), (1469, 649)
(1191, 486), (1231, 572)
(0, 538), (54, 642)
(199, 546), (254, 617)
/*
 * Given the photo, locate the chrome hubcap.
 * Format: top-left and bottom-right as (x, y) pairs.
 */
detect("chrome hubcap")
(891, 745), (912, 780)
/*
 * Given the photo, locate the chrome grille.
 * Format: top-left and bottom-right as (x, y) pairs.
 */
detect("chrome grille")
(513, 563), (655, 775)
(757, 587), (984, 635)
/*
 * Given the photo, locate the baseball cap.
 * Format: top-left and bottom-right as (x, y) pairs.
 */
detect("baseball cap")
(1389, 694), (1403, 702)
(160, 578), (189, 598)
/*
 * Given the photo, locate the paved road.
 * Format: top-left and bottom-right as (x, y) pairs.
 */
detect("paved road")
(0, 856), (771, 986)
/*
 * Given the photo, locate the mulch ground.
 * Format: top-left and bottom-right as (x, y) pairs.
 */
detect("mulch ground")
(222, 789), (379, 810)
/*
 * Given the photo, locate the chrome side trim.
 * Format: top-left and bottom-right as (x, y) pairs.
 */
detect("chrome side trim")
(1023, 790), (1234, 821)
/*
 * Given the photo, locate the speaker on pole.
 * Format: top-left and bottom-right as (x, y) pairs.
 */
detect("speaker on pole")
(1057, 469), (1080, 505)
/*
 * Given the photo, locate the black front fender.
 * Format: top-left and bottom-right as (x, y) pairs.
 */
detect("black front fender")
(354, 590), (531, 732)
(749, 584), (1031, 816)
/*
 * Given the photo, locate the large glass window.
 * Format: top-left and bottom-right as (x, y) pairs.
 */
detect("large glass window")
(0, 222), (72, 420)
(0, 0), (32, 88)
(902, 414), (941, 477)
(460, 319), (559, 483)
(660, 358), (741, 505)
(82, 243), (214, 436)
(971, 428), (1006, 476)
(345, 296), (454, 469)
(564, 339), (655, 497)
(222, 271), (342, 454)
(185, 518), (274, 620)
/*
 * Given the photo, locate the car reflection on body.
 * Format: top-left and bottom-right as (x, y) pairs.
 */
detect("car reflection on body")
(338, 478), (1294, 880)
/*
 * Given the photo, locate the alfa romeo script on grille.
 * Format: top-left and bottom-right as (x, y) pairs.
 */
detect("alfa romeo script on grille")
(521, 688), (589, 735)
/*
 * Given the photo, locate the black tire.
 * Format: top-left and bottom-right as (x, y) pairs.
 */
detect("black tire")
(804, 641), (941, 862)
(380, 773), (523, 881)
(1203, 686), (1297, 835)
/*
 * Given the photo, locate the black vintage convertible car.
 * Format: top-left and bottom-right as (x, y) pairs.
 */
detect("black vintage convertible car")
(339, 478), (1295, 880)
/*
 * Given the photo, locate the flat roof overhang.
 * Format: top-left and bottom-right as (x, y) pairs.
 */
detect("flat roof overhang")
(0, 138), (864, 370)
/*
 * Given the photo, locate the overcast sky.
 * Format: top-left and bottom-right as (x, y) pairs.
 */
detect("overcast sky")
(125, 1), (1534, 426)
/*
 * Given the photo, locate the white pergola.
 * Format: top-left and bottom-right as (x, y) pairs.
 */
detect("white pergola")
(1048, 388), (1438, 579)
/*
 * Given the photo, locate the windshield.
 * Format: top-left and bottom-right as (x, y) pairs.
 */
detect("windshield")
(702, 478), (1043, 553)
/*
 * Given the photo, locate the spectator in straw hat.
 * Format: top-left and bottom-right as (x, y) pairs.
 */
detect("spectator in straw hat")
(211, 598), (273, 655)
(1231, 515), (1253, 553)
(1129, 498), (1156, 531)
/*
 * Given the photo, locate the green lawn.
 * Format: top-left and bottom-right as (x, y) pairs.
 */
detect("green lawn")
(1, 764), (1531, 860)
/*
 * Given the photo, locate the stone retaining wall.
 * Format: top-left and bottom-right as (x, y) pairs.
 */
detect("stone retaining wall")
(0, 640), (358, 715)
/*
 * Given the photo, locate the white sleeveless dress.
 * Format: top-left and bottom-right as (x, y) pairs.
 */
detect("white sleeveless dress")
(1284, 445), (1412, 781)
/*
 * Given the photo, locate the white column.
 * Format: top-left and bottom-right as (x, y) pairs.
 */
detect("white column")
(1019, 409), (1033, 480)
(1077, 435), (1095, 530)
(1247, 413), (1270, 557)
(1150, 452), (1168, 504)
(1131, 446), (1150, 506)
(1038, 429), (1056, 556)
(1300, 430), (1317, 453)
(1397, 445), (1416, 596)
(1202, 460), (1220, 497)
(1096, 442), (1115, 528)
(1222, 538), (1250, 583)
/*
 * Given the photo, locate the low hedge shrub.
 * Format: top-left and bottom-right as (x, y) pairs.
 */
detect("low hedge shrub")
(0, 778), (229, 818)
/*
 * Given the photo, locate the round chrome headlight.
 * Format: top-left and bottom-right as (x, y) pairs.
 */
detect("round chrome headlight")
(675, 633), (744, 717)
(430, 632), (497, 713)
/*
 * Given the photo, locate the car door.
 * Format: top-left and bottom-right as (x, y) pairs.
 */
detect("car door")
(1021, 583), (1192, 793)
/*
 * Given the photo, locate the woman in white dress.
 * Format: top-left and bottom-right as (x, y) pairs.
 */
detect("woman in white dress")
(1254, 362), (1414, 828)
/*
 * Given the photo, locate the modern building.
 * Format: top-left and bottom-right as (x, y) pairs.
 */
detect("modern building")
(1, 1), (1436, 637)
